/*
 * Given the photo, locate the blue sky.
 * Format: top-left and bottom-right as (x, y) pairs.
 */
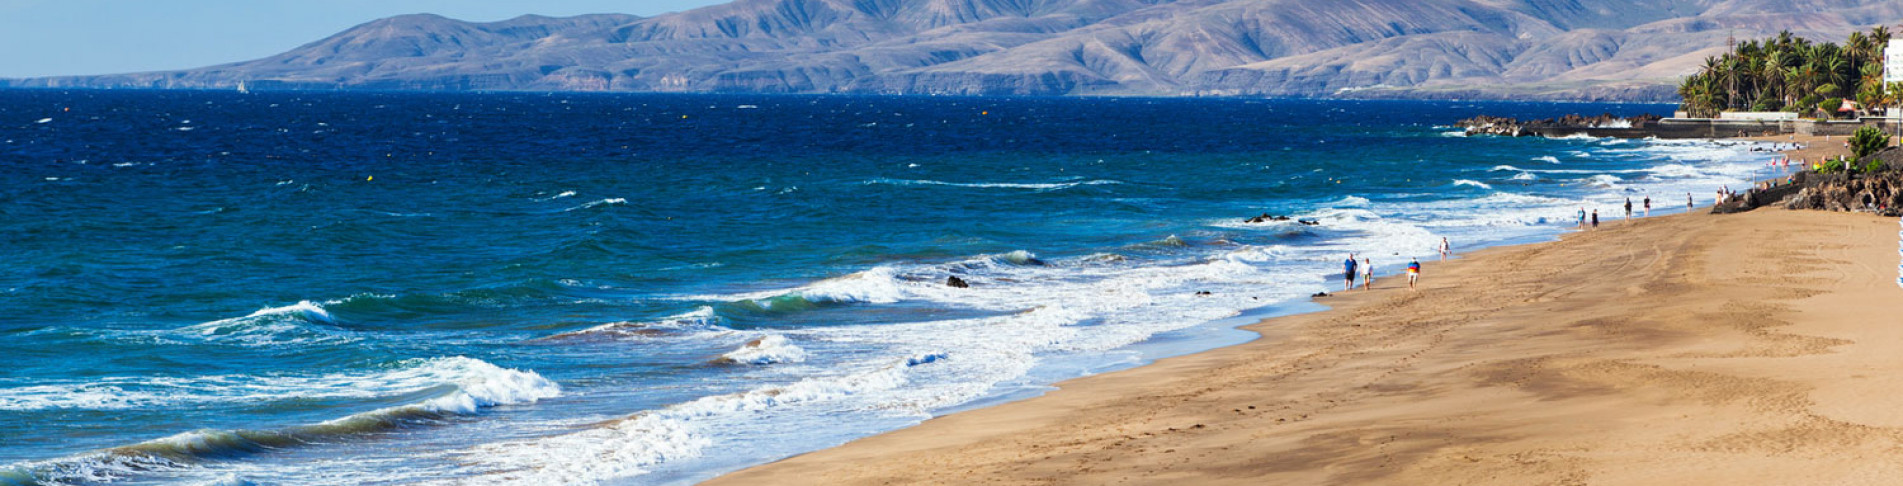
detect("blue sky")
(0, 0), (728, 78)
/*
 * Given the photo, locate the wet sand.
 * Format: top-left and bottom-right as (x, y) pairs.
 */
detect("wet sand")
(708, 207), (1903, 485)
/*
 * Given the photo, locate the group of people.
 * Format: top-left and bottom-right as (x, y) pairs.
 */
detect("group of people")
(1340, 237), (1448, 292)
(1576, 196), (1665, 229)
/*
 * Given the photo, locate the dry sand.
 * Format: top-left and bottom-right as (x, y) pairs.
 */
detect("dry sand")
(1739, 133), (1849, 167)
(709, 207), (1903, 485)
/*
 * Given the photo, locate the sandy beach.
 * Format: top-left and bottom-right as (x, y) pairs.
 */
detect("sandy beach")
(710, 205), (1903, 485)
(1739, 133), (1851, 169)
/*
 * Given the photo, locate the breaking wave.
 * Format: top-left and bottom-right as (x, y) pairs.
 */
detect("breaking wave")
(4, 358), (559, 484)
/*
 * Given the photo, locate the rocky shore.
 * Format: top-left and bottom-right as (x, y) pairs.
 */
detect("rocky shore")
(1456, 113), (1664, 137)
(1715, 147), (1903, 217)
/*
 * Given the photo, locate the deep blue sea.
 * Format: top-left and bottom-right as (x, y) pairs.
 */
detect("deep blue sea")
(0, 91), (1780, 485)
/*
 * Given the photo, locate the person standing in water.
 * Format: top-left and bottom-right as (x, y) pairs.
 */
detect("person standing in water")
(1624, 198), (1633, 220)
(1643, 196), (1652, 217)
(1577, 207), (1587, 227)
(1406, 258), (1421, 290)
(1438, 237), (1451, 261)
(1343, 254), (1359, 291)
(1687, 193), (1694, 210)
(1591, 209), (1599, 229)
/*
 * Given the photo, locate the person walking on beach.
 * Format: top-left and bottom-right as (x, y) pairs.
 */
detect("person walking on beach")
(1577, 207), (1587, 227)
(1361, 258), (1373, 290)
(1624, 198), (1633, 220)
(1590, 209), (1599, 229)
(1406, 258), (1421, 290)
(1643, 196), (1651, 217)
(1343, 254), (1359, 291)
(1438, 237), (1451, 261)
(1687, 193), (1694, 210)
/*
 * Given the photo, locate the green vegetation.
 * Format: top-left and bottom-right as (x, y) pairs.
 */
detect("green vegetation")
(1678, 28), (1903, 118)
(1810, 126), (1894, 175)
(1852, 125), (1891, 160)
(1852, 125), (1893, 174)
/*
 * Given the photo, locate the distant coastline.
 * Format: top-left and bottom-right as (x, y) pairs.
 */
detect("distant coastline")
(7, 1), (1893, 101)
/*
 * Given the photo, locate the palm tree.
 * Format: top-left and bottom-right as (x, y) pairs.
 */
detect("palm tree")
(1763, 49), (1788, 109)
(1849, 32), (1873, 65)
(1676, 28), (1903, 116)
(1821, 51), (1851, 97)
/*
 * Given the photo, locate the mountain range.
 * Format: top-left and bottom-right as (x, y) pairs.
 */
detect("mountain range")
(9, 0), (1903, 101)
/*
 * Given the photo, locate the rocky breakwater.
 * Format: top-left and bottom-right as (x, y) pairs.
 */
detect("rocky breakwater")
(1456, 113), (1664, 137)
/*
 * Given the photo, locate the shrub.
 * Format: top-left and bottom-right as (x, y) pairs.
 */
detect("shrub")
(1818, 98), (1845, 118)
(1851, 125), (1890, 161)
(1795, 94), (1821, 113)
(1821, 158), (1846, 174)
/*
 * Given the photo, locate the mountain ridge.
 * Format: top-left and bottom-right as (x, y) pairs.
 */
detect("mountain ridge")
(8, 0), (1903, 101)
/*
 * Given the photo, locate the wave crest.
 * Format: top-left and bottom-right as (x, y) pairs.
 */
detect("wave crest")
(6, 358), (559, 484)
(717, 335), (808, 365)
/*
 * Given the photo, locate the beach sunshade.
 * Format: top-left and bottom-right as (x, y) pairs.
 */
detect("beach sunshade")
(1840, 100), (1859, 112)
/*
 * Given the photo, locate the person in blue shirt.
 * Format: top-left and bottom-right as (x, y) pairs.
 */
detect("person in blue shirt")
(1407, 258), (1422, 290)
(1343, 254), (1359, 291)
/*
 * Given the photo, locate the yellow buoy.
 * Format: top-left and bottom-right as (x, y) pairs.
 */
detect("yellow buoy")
(367, 176), (374, 181)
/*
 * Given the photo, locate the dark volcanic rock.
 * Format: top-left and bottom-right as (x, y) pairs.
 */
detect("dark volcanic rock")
(1456, 113), (1662, 137)
(1783, 169), (1903, 217)
(946, 276), (970, 288)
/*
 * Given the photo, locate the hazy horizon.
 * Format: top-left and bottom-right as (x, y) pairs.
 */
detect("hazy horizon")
(0, 0), (727, 78)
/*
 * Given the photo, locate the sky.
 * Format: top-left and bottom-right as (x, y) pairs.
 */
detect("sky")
(0, 0), (728, 78)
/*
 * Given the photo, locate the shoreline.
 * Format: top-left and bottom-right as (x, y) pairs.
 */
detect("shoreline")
(707, 183), (1903, 483)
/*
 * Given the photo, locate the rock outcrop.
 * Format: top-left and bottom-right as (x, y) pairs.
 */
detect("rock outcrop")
(9, 1), (1903, 99)
(1702, 147), (1903, 217)
(1782, 170), (1903, 217)
(1457, 113), (1663, 137)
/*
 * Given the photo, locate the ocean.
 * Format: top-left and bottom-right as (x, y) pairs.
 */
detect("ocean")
(0, 91), (1779, 485)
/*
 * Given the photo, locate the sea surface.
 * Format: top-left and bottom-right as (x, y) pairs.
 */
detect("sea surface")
(0, 91), (1780, 485)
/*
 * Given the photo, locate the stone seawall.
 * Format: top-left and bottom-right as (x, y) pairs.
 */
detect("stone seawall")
(1462, 115), (1902, 140)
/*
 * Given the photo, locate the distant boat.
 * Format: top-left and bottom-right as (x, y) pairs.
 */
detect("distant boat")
(236, 81), (249, 94)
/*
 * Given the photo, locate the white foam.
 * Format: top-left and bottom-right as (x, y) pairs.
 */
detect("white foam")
(165, 301), (350, 346)
(791, 266), (908, 305)
(565, 198), (627, 211)
(1534, 155), (1561, 164)
(1452, 179), (1493, 189)
(5, 358), (559, 485)
(34, 117), (51, 124)
(458, 356), (923, 484)
(249, 301), (334, 323)
(0, 357), (548, 412)
(1331, 195), (1372, 207)
(1583, 174), (1623, 188)
(720, 335), (808, 365)
(428, 136), (1783, 484)
(397, 359), (560, 416)
(863, 178), (1122, 191)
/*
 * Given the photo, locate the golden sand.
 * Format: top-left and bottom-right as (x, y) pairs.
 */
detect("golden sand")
(710, 206), (1903, 485)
